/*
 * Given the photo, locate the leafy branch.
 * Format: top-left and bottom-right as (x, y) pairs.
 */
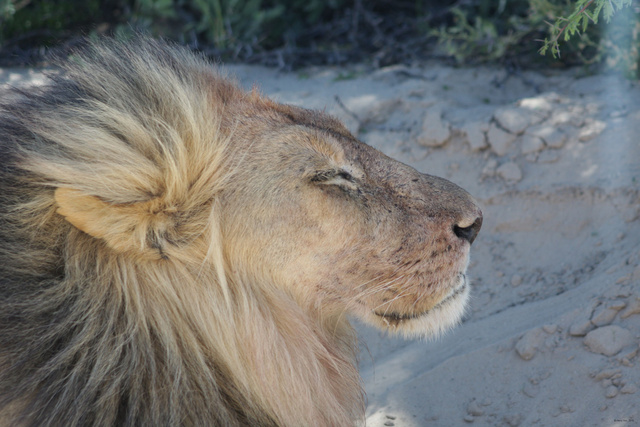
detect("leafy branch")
(539, 0), (633, 57)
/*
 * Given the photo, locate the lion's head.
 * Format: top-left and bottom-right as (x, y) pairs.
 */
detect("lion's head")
(216, 101), (482, 338)
(0, 37), (481, 426)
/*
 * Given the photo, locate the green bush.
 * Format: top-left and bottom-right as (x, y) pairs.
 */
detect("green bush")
(0, 0), (638, 76)
(431, 0), (638, 76)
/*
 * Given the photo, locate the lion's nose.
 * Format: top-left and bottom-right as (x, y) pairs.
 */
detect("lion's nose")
(452, 213), (482, 244)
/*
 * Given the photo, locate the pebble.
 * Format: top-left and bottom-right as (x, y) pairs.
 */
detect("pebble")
(548, 110), (574, 126)
(590, 306), (620, 327)
(584, 325), (635, 356)
(520, 134), (545, 155)
(543, 324), (558, 334)
(608, 300), (627, 310)
(515, 328), (545, 360)
(569, 312), (595, 336)
(487, 123), (516, 156)
(560, 404), (574, 413)
(522, 382), (539, 398)
(536, 150), (561, 163)
(496, 162), (522, 183)
(605, 385), (618, 398)
(418, 109), (451, 147)
(544, 129), (568, 149)
(467, 400), (484, 416)
(595, 369), (621, 381)
(350, 97), (401, 125)
(503, 414), (522, 427)
(620, 297), (640, 319)
(494, 107), (530, 134)
(578, 119), (606, 141)
(482, 158), (498, 177)
(461, 121), (489, 151)
(527, 124), (568, 149)
(511, 274), (523, 287)
(518, 94), (556, 112)
(464, 414), (475, 423)
(621, 384), (637, 394)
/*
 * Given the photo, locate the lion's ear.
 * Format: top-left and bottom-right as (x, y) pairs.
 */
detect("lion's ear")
(54, 187), (163, 255)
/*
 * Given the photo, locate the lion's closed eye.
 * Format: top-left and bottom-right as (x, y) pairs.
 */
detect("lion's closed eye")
(310, 169), (358, 191)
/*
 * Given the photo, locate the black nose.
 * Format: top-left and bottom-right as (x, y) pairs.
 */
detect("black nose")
(453, 215), (482, 244)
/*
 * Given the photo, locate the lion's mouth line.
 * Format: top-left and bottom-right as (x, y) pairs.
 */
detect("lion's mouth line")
(374, 278), (467, 322)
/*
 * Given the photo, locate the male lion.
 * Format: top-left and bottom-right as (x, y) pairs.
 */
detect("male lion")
(0, 37), (482, 426)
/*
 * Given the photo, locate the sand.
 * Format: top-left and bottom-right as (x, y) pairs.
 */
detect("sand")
(2, 60), (638, 427)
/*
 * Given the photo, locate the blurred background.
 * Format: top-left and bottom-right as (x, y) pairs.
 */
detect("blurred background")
(0, 0), (638, 75)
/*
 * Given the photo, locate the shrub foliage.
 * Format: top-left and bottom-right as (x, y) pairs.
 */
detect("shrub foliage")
(0, 0), (637, 75)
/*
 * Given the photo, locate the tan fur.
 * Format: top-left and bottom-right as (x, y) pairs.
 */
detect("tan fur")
(0, 37), (481, 426)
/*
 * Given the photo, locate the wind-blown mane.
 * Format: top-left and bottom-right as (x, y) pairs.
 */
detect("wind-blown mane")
(0, 38), (361, 426)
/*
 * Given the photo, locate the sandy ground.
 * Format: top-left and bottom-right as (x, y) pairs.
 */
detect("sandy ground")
(2, 60), (639, 426)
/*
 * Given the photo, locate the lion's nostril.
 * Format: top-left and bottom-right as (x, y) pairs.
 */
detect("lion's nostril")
(453, 215), (482, 244)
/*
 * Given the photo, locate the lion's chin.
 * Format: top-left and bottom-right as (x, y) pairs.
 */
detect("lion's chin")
(367, 279), (470, 339)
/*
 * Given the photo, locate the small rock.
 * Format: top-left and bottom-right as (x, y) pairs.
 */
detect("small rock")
(584, 326), (635, 356)
(578, 119), (606, 141)
(543, 324), (558, 334)
(461, 121), (489, 151)
(384, 422), (394, 426)
(487, 123), (516, 156)
(569, 312), (595, 336)
(466, 400), (484, 416)
(548, 110), (574, 126)
(496, 162), (522, 183)
(511, 274), (523, 287)
(527, 124), (569, 149)
(515, 328), (545, 360)
(520, 134), (545, 155)
(620, 297), (640, 318)
(595, 369), (621, 381)
(518, 94), (556, 112)
(503, 414), (522, 427)
(463, 414), (475, 423)
(348, 97), (401, 125)
(591, 306), (620, 327)
(560, 404), (574, 413)
(544, 129), (568, 149)
(522, 382), (539, 398)
(605, 385), (618, 398)
(418, 109), (451, 147)
(494, 107), (530, 134)
(621, 358), (634, 367)
(482, 158), (498, 177)
(608, 300), (627, 310)
(537, 150), (561, 163)
(621, 348), (638, 361)
(620, 384), (638, 394)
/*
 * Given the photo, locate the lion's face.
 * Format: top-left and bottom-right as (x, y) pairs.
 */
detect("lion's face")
(220, 104), (482, 338)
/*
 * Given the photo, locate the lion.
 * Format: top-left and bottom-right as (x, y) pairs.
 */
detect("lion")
(0, 37), (482, 426)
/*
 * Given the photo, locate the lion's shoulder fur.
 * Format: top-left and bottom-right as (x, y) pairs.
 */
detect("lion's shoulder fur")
(0, 38), (361, 426)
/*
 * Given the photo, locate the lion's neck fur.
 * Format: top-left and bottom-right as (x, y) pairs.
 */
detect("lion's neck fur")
(0, 36), (365, 426)
(2, 229), (362, 426)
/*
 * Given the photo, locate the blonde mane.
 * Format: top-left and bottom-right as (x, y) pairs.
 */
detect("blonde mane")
(0, 38), (361, 426)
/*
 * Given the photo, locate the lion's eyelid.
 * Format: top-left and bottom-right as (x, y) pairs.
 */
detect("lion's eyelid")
(311, 169), (354, 183)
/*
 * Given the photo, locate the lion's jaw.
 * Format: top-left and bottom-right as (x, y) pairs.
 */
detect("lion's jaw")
(362, 268), (471, 338)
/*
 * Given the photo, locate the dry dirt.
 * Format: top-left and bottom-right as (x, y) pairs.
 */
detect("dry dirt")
(2, 60), (639, 427)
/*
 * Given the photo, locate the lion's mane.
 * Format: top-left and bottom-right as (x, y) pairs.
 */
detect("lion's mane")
(0, 38), (361, 426)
